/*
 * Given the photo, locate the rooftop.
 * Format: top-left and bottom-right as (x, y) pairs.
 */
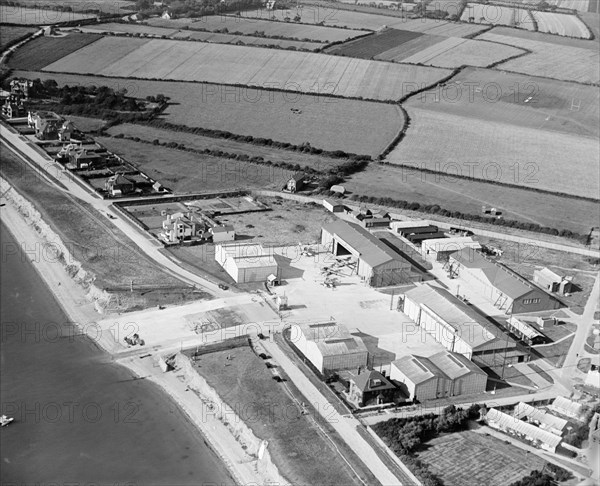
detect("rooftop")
(486, 408), (562, 449)
(392, 350), (485, 384)
(513, 402), (568, 433)
(322, 219), (404, 269)
(551, 396), (583, 416)
(294, 322), (368, 357)
(351, 369), (395, 393)
(421, 236), (482, 252)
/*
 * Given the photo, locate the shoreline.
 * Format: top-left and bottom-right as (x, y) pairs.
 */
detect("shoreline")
(0, 180), (286, 486)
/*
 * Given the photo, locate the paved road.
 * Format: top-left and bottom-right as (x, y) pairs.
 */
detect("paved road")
(261, 339), (413, 486)
(1, 125), (230, 297)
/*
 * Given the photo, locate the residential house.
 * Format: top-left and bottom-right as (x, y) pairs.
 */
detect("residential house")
(210, 224), (235, 243)
(2, 95), (27, 119)
(347, 370), (398, 407)
(9, 79), (33, 99)
(161, 10), (172, 19)
(105, 173), (135, 196)
(28, 111), (63, 140)
(290, 321), (368, 373)
(58, 120), (75, 142)
(70, 149), (104, 170)
(161, 212), (208, 243)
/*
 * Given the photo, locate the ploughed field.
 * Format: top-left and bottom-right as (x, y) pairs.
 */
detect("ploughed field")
(147, 15), (366, 43)
(38, 35), (452, 101)
(386, 67), (600, 198)
(11, 69), (404, 157)
(327, 28), (525, 68)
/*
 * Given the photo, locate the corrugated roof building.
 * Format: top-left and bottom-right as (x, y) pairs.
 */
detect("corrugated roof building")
(550, 396), (584, 420)
(390, 350), (487, 401)
(321, 219), (413, 287)
(290, 322), (368, 373)
(449, 249), (560, 314)
(400, 284), (528, 366)
(513, 402), (567, 436)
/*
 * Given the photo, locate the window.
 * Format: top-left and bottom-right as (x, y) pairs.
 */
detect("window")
(523, 298), (541, 305)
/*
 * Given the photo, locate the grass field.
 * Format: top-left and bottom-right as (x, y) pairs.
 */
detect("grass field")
(416, 430), (548, 486)
(384, 18), (490, 37)
(461, 3), (536, 30)
(41, 36), (451, 101)
(10, 70), (405, 156)
(0, 5), (95, 24)
(148, 15), (366, 43)
(0, 24), (35, 49)
(326, 28), (423, 58)
(0, 0), (134, 14)
(96, 137), (291, 193)
(105, 124), (347, 172)
(531, 10), (591, 37)
(7, 33), (102, 70)
(477, 25), (598, 49)
(385, 108), (599, 198)
(345, 163), (600, 234)
(477, 31), (599, 83)
(190, 345), (374, 486)
(379, 36), (526, 68)
(82, 21), (325, 50)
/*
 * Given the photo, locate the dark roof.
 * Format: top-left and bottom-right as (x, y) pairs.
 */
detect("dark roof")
(351, 370), (395, 393)
(290, 173), (305, 182)
(322, 219), (403, 269)
(451, 249), (537, 299)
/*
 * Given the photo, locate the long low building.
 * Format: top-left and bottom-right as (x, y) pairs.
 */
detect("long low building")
(449, 249), (560, 314)
(400, 284), (529, 367)
(485, 408), (562, 452)
(321, 219), (413, 287)
(513, 402), (567, 437)
(290, 321), (368, 373)
(215, 243), (278, 283)
(421, 236), (482, 262)
(390, 350), (487, 402)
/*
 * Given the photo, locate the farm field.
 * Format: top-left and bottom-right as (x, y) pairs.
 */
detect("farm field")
(477, 25), (598, 49)
(40, 36), (452, 101)
(406, 67), (600, 140)
(96, 137), (292, 194)
(105, 124), (347, 173)
(0, 24), (35, 49)
(6, 32), (102, 70)
(10, 70), (405, 156)
(531, 10), (591, 37)
(478, 31), (600, 83)
(148, 15), (366, 43)
(0, 5), (95, 24)
(81, 22), (180, 37)
(385, 108), (599, 198)
(381, 18), (490, 37)
(416, 431), (548, 486)
(326, 28), (423, 58)
(346, 163), (600, 234)
(461, 3), (535, 30)
(0, 0), (134, 13)
(379, 36), (525, 68)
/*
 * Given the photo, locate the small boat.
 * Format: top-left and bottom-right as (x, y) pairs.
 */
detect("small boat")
(0, 415), (14, 427)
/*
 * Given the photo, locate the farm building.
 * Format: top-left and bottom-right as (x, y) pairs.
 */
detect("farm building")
(448, 249), (560, 314)
(290, 321), (368, 373)
(284, 173), (305, 193)
(322, 198), (344, 213)
(533, 268), (575, 295)
(320, 219), (413, 287)
(347, 370), (399, 407)
(215, 242), (278, 283)
(484, 408), (562, 453)
(513, 402), (568, 437)
(550, 396), (584, 420)
(421, 236), (482, 262)
(390, 350), (487, 402)
(504, 316), (545, 346)
(210, 224), (235, 243)
(399, 284), (528, 367)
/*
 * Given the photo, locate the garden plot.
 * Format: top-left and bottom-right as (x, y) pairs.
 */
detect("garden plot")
(461, 3), (535, 30)
(41, 36), (452, 101)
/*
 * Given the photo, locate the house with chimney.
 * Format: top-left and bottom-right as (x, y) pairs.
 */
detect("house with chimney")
(28, 111), (63, 140)
(347, 370), (399, 407)
(105, 173), (136, 196)
(160, 212), (209, 244)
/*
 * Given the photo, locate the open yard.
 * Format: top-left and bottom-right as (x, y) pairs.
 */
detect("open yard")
(40, 36), (451, 101)
(0, 24), (35, 49)
(477, 30), (599, 83)
(385, 108), (599, 199)
(345, 163), (600, 234)
(416, 430), (548, 486)
(6, 32), (102, 70)
(96, 137), (291, 193)
(190, 345), (375, 486)
(148, 15), (366, 43)
(105, 124), (347, 173)
(460, 3), (536, 30)
(11, 70), (404, 156)
(0, 5), (95, 24)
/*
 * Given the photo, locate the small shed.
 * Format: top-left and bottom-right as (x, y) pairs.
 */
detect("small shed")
(330, 184), (346, 195)
(323, 198), (344, 213)
(284, 173), (305, 193)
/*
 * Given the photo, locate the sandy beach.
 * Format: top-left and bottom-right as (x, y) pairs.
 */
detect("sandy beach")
(0, 178), (288, 486)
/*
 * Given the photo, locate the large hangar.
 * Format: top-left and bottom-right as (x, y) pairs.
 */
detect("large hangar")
(321, 219), (412, 287)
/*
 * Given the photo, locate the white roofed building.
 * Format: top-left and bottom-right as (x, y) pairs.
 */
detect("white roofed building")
(421, 236), (482, 262)
(215, 243), (278, 283)
(513, 402), (568, 437)
(550, 396), (584, 420)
